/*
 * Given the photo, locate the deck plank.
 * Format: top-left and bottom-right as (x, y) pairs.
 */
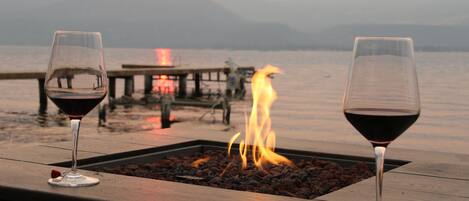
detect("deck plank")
(318, 172), (469, 201)
(392, 162), (469, 180)
(0, 145), (101, 165)
(41, 135), (191, 154)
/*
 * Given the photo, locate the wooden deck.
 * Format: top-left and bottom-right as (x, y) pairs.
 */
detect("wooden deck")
(0, 121), (468, 200)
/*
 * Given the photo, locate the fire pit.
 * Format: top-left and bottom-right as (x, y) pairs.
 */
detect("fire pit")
(50, 65), (407, 199)
(51, 140), (407, 200)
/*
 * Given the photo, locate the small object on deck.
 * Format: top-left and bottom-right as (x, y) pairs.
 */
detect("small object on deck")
(50, 169), (62, 179)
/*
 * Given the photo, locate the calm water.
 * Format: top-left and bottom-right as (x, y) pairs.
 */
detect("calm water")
(1, 45), (469, 154)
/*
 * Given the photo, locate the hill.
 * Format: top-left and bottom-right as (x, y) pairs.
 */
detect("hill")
(0, 0), (312, 49)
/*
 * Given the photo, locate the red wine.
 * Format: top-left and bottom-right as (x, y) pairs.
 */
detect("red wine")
(344, 108), (419, 147)
(49, 93), (105, 119)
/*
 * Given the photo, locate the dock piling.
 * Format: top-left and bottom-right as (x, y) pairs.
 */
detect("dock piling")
(38, 78), (47, 114)
(124, 76), (134, 97)
(144, 75), (153, 95)
(194, 73), (201, 97)
(178, 74), (188, 98)
(108, 77), (116, 110)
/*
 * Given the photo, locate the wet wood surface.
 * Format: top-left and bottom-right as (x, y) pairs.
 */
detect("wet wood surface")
(0, 121), (468, 200)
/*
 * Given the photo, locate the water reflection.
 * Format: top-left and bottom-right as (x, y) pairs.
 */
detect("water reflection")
(36, 111), (68, 127)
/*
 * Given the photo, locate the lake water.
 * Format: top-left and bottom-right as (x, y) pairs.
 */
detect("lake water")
(1, 45), (469, 154)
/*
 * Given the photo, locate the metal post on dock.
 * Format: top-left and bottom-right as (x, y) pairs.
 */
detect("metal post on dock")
(235, 75), (246, 99)
(178, 74), (188, 98)
(224, 72), (232, 99)
(38, 78), (47, 114)
(222, 96), (231, 125)
(144, 75), (153, 95)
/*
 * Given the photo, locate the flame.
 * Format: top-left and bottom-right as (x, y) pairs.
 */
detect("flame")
(156, 48), (172, 66)
(227, 65), (292, 170)
(191, 156), (210, 168)
(153, 75), (175, 94)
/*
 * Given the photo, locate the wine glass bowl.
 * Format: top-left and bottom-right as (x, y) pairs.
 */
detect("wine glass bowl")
(45, 31), (107, 187)
(343, 37), (420, 200)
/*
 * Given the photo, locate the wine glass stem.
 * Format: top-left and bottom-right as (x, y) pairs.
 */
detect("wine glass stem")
(374, 146), (386, 201)
(70, 119), (81, 172)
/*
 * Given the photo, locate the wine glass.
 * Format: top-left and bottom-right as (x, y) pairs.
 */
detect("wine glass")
(45, 31), (107, 187)
(343, 37), (420, 200)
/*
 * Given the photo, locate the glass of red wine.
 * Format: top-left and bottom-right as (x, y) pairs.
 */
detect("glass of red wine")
(45, 31), (107, 187)
(343, 37), (420, 200)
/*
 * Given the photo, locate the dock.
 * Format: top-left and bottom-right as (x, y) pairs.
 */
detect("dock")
(0, 65), (256, 114)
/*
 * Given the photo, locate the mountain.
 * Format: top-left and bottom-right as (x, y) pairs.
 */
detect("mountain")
(0, 0), (313, 49)
(2, 0), (469, 50)
(314, 24), (469, 51)
(219, 0), (469, 33)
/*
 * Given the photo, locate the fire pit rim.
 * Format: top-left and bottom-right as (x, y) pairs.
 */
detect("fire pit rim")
(49, 139), (409, 170)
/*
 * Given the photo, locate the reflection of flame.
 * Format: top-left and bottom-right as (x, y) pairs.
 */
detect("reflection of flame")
(143, 115), (177, 130)
(155, 48), (172, 65)
(191, 156), (210, 168)
(228, 65), (292, 170)
(145, 116), (177, 124)
(153, 75), (175, 94)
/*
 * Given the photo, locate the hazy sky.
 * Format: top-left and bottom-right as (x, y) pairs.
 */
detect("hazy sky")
(217, 0), (469, 33)
(1, 0), (469, 49)
(2, 0), (469, 33)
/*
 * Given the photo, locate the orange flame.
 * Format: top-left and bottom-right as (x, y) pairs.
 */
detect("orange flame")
(227, 65), (292, 170)
(191, 156), (210, 168)
(153, 75), (175, 94)
(156, 48), (172, 66)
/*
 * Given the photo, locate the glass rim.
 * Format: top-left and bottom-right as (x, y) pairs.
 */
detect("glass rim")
(354, 36), (413, 42)
(54, 30), (102, 36)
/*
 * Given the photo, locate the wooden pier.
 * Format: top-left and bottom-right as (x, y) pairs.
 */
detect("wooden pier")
(0, 66), (255, 119)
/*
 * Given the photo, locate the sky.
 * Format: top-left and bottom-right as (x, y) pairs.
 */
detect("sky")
(217, 0), (469, 32)
(1, 0), (469, 50)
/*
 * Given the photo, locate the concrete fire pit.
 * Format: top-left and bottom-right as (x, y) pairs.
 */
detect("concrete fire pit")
(50, 140), (406, 199)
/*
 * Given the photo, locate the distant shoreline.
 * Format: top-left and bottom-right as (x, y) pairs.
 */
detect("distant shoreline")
(1, 44), (469, 53)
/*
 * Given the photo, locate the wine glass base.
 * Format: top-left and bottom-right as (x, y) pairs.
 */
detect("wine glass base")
(48, 171), (99, 187)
